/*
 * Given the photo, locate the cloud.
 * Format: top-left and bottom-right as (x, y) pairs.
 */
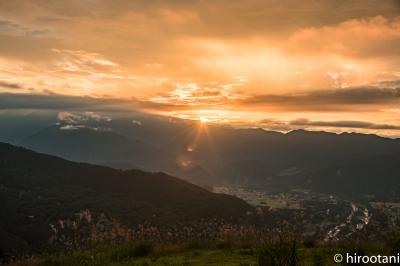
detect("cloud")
(51, 49), (121, 78)
(150, 82), (242, 107)
(59, 124), (85, 130)
(2, 82), (400, 116)
(0, 2), (399, 103)
(0, 48), (132, 98)
(258, 119), (293, 131)
(0, 92), (185, 112)
(257, 118), (400, 135)
(0, 19), (49, 37)
(289, 118), (400, 130)
(57, 111), (112, 124)
(0, 0), (399, 136)
(243, 85), (400, 111)
(0, 19), (22, 35)
(0, 92), (128, 111)
(0, 81), (21, 89)
(132, 119), (142, 126)
(59, 125), (111, 132)
(286, 16), (400, 58)
(57, 111), (82, 123)
(55, 111), (117, 132)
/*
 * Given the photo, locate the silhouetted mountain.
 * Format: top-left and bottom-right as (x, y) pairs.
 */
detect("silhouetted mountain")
(0, 143), (251, 255)
(0, 111), (56, 144)
(19, 121), (215, 186)
(214, 129), (400, 185)
(291, 153), (400, 200)
(13, 112), (400, 199)
(20, 125), (168, 170)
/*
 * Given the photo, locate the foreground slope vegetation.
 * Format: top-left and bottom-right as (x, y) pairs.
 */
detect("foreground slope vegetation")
(8, 234), (400, 266)
(0, 143), (251, 256)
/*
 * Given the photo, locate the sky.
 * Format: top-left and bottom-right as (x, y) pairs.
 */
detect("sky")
(1, 0), (400, 136)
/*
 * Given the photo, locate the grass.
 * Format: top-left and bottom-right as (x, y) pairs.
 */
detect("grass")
(8, 235), (400, 266)
(370, 201), (400, 209)
(10, 245), (375, 266)
(11, 244), (256, 266)
(123, 250), (256, 266)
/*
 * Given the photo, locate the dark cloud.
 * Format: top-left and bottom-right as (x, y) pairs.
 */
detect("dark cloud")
(0, 92), (180, 112)
(259, 117), (400, 132)
(243, 86), (400, 111)
(0, 92), (123, 110)
(378, 79), (400, 88)
(258, 118), (293, 131)
(0, 81), (21, 89)
(0, 18), (50, 37)
(290, 118), (400, 130)
(0, 19), (21, 31)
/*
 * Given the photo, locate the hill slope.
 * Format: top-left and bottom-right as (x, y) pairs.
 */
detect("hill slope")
(19, 125), (169, 170)
(290, 153), (400, 199)
(20, 125), (215, 186)
(0, 143), (251, 256)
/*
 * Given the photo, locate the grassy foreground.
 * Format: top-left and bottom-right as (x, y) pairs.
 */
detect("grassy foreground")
(6, 238), (393, 266)
(9, 242), (256, 266)
(13, 250), (256, 266)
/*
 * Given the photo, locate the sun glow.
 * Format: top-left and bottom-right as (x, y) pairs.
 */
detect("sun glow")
(199, 117), (209, 123)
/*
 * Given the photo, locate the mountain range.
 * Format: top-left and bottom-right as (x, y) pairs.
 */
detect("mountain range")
(2, 112), (400, 200)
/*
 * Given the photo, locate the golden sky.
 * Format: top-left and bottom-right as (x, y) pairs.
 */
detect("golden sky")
(1, 0), (400, 136)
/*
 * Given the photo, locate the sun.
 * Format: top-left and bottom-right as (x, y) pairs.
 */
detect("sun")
(199, 117), (209, 123)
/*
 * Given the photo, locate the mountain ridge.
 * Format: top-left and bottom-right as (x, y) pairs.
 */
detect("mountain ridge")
(0, 142), (252, 255)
